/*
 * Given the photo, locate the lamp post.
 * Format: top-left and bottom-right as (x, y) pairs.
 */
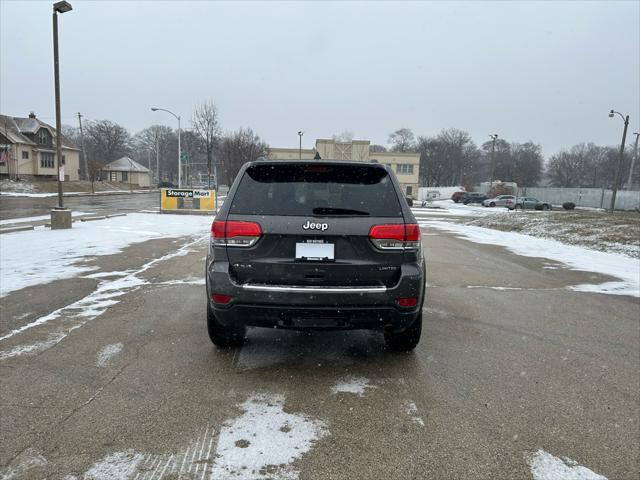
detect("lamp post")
(489, 133), (498, 193)
(53, 1), (72, 209)
(298, 131), (304, 160)
(608, 109), (629, 212)
(50, 1), (73, 229)
(151, 107), (181, 188)
(627, 132), (639, 190)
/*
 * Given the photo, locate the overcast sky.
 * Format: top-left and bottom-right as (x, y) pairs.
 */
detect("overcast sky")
(1, 0), (639, 157)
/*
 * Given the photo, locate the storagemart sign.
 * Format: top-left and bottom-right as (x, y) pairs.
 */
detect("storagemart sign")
(165, 189), (212, 198)
(161, 188), (216, 213)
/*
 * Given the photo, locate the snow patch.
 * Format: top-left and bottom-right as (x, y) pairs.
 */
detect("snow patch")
(83, 451), (144, 480)
(412, 200), (510, 217)
(331, 376), (374, 396)
(96, 343), (123, 367)
(156, 277), (205, 286)
(403, 401), (425, 426)
(0, 213), (212, 296)
(0, 448), (47, 479)
(212, 393), (328, 480)
(0, 237), (202, 360)
(424, 221), (640, 297)
(527, 449), (607, 480)
(0, 211), (93, 226)
(467, 285), (523, 291)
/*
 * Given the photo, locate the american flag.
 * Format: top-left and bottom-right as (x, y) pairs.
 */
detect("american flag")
(0, 147), (8, 166)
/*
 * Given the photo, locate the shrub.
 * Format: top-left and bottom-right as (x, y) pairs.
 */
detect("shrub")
(562, 202), (576, 210)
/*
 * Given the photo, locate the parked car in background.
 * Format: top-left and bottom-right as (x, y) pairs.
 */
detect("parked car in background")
(462, 192), (487, 205)
(451, 191), (466, 203)
(483, 195), (515, 208)
(512, 197), (552, 210)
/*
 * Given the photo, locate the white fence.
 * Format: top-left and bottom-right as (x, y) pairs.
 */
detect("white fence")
(418, 185), (640, 210)
(517, 187), (640, 211)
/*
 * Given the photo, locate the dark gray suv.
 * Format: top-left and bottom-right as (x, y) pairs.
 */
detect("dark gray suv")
(206, 161), (426, 351)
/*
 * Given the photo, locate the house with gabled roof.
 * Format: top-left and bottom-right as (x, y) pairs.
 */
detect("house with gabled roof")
(101, 157), (151, 187)
(0, 112), (81, 180)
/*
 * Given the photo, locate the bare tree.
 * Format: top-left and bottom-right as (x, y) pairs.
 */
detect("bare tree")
(219, 128), (268, 185)
(416, 129), (481, 186)
(388, 128), (416, 152)
(545, 143), (624, 188)
(511, 142), (543, 186)
(83, 120), (132, 164)
(133, 125), (178, 183)
(87, 159), (103, 193)
(332, 131), (354, 143)
(369, 144), (387, 153)
(192, 100), (221, 189)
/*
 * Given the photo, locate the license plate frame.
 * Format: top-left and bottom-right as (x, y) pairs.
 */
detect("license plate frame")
(295, 242), (335, 261)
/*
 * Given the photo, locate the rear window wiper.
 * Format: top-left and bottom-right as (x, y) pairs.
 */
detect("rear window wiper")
(312, 207), (370, 216)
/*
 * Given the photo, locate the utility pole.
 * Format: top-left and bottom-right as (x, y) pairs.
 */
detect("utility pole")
(489, 134), (498, 194)
(155, 131), (160, 186)
(626, 132), (639, 190)
(147, 148), (151, 186)
(77, 112), (88, 181)
(608, 110), (629, 212)
(298, 131), (304, 160)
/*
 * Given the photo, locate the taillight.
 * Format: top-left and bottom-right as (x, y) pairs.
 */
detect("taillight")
(369, 223), (421, 250)
(211, 220), (262, 247)
(397, 297), (418, 307)
(212, 293), (232, 304)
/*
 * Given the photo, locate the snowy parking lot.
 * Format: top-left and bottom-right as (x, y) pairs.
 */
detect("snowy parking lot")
(1, 210), (638, 479)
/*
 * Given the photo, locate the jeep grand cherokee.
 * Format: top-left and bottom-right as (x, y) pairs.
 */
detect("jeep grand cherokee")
(205, 161), (426, 351)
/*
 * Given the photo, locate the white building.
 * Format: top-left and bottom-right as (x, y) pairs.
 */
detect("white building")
(102, 157), (151, 187)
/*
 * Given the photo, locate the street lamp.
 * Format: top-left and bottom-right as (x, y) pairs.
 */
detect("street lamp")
(608, 109), (629, 212)
(298, 131), (304, 160)
(627, 132), (639, 190)
(489, 134), (498, 192)
(151, 107), (181, 188)
(51, 0), (72, 229)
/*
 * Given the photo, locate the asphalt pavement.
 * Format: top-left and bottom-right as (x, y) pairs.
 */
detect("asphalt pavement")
(0, 213), (638, 479)
(0, 192), (161, 221)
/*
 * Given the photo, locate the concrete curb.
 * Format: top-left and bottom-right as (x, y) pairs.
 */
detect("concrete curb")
(62, 190), (159, 198)
(0, 225), (35, 234)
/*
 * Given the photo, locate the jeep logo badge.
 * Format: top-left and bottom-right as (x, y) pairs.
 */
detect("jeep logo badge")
(302, 220), (328, 231)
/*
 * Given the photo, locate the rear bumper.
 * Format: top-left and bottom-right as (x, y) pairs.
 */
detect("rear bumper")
(212, 304), (419, 331)
(207, 262), (425, 332)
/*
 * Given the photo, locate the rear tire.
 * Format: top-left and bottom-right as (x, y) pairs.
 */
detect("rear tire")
(207, 301), (245, 348)
(385, 313), (422, 351)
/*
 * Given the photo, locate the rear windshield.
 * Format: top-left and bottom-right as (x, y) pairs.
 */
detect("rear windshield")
(229, 163), (403, 217)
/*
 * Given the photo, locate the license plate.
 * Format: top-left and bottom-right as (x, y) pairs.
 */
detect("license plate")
(295, 242), (334, 261)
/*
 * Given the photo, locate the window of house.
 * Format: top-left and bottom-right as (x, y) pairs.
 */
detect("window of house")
(62, 155), (66, 165)
(40, 152), (55, 168)
(395, 164), (414, 175)
(406, 186), (413, 195)
(38, 129), (51, 145)
(22, 151), (29, 159)
(121, 171), (128, 181)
